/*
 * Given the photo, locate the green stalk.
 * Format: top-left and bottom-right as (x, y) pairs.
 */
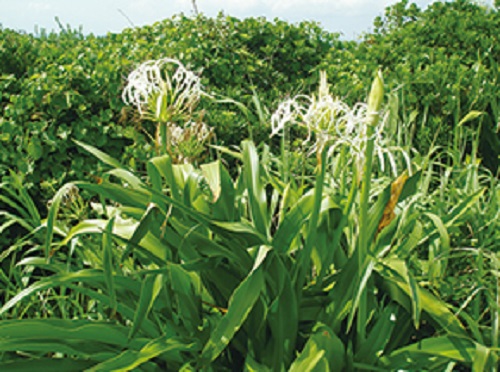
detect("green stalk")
(357, 71), (384, 344)
(159, 122), (168, 155)
(316, 166), (358, 288)
(282, 123), (289, 184)
(294, 147), (327, 296)
(492, 253), (499, 370)
(335, 146), (348, 196)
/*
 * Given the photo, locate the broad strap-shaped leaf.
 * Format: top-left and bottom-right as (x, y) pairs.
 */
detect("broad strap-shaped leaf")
(347, 257), (377, 332)
(63, 283), (160, 338)
(167, 264), (202, 334)
(289, 323), (345, 372)
(293, 148), (328, 294)
(260, 251), (298, 369)
(382, 336), (476, 369)
(43, 182), (79, 258)
(378, 258), (467, 336)
(242, 140), (269, 238)
(121, 203), (162, 262)
(244, 354), (273, 372)
(210, 220), (268, 248)
(0, 270), (140, 316)
(200, 160), (237, 221)
(77, 181), (150, 209)
(89, 335), (198, 372)
(102, 217), (117, 313)
(170, 217), (253, 273)
(354, 304), (398, 365)
(199, 246), (268, 366)
(272, 192), (314, 253)
(0, 358), (95, 372)
(128, 273), (164, 340)
(74, 139), (127, 170)
(0, 319), (142, 349)
(106, 168), (144, 189)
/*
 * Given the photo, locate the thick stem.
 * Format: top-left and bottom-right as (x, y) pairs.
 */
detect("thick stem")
(356, 70), (384, 344)
(281, 124), (289, 184)
(294, 147), (327, 296)
(159, 122), (168, 155)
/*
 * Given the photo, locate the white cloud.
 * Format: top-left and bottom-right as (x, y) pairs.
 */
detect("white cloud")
(8, 0), (491, 38)
(28, 1), (53, 11)
(199, 0), (263, 14)
(272, 0), (395, 16)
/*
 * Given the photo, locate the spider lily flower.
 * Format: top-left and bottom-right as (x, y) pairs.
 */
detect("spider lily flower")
(271, 71), (411, 176)
(122, 58), (204, 123)
(166, 120), (214, 163)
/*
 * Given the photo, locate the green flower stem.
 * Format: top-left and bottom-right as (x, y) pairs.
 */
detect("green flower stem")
(357, 71), (384, 344)
(294, 146), (327, 296)
(281, 124), (289, 184)
(316, 165), (358, 288)
(493, 253), (499, 354)
(159, 122), (168, 155)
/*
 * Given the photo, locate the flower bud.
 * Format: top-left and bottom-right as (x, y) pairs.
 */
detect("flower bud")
(367, 70), (384, 121)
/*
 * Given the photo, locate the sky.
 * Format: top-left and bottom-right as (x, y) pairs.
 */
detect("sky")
(0, 0), (494, 40)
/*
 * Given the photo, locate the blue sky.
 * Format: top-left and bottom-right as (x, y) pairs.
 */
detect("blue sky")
(0, 0), (494, 39)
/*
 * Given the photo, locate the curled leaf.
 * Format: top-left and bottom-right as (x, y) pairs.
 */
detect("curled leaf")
(376, 172), (408, 236)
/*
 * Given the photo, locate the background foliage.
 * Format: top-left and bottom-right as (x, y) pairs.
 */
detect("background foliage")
(1, 0), (499, 204)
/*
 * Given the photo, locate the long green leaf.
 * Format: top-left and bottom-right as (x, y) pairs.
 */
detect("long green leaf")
(261, 252), (298, 369)
(383, 336), (475, 368)
(200, 160), (237, 221)
(89, 336), (197, 372)
(378, 259), (467, 336)
(0, 319), (138, 348)
(102, 217), (117, 313)
(74, 139), (127, 170)
(0, 358), (95, 372)
(43, 183), (78, 258)
(199, 247), (267, 365)
(168, 264), (202, 334)
(128, 273), (164, 340)
(355, 304), (398, 365)
(242, 140), (269, 238)
(289, 323), (345, 372)
(0, 270), (140, 316)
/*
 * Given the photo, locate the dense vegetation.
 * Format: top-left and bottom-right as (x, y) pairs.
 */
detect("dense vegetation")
(1, 0), (499, 370)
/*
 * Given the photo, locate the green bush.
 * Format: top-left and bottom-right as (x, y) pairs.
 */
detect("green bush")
(0, 15), (342, 209)
(359, 0), (500, 172)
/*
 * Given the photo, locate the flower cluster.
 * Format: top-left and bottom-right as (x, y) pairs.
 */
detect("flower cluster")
(271, 71), (410, 176)
(166, 120), (214, 163)
(122, 58), (203, 122)
(122, 58), (214, 162)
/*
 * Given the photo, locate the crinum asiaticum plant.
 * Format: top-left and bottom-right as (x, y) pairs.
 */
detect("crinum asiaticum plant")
(122, 58), (213, 163)
(271, 70), (413, 342)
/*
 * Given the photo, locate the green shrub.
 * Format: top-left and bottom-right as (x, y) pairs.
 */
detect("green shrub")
(360, 0), (500, 172)
(0, 15), (342, 211)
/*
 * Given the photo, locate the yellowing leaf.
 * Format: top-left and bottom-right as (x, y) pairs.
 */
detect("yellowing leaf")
(377, 172), (408, 235)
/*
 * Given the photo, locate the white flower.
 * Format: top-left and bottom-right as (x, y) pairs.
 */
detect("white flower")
(122, 58), (203, 122)
(271, 71), (411, 176)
